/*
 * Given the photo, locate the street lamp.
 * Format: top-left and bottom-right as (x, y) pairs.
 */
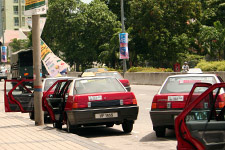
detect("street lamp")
(120, 0), (127, 77)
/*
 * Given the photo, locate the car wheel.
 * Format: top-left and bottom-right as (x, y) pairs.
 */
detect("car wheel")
(29, 112), (34, 120)
(122, 121), (133, 133)
(154, 126), (166, 137)
(106, 123), (114, 128)
(53, 121), (62, 129)
(66, 119), (78, 133)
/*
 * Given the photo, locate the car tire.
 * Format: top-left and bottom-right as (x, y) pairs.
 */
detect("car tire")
(29, 112), (34, 120)
(154, 126), (166, 137)
(66, 119), (78, 133)
(53, 121), (62, 129)
(122, 121), (133, 133)
(106, 123), (114, 128)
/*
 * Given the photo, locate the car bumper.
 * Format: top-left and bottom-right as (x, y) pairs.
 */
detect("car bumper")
(150, 110), (182, 127)
(0, 75), (7, 79)
(67, 105), (139, 125)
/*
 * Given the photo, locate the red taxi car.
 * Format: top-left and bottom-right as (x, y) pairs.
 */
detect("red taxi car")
(42, 76), (138, 133)
(5, 77), (139, 133)
(150, 74), (224, 137)
(175, 82), (225, 150)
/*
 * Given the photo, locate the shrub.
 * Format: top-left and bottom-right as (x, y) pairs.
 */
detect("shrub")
(196, 60), (225, 71)
(127, 67), (173, 72)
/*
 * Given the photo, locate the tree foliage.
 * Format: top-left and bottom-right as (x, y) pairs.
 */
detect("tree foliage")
(41, 0), (225, 70)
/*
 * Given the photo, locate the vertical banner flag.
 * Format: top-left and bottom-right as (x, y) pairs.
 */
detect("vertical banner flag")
(1, 46), (7, 62)
(25, 0), (47, 15)
(41, 39), (70, 77)
(119, 33), (129, 59)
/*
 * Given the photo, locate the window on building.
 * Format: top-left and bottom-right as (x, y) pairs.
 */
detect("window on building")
(13, 0), (18, 3)
(13, 6), (19, 15)
(14, 17), (19, 26)
(22, 17), (25, 26)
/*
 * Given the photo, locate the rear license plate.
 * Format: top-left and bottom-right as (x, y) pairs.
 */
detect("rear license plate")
(95, 112), (118, 119)
(168, 96), (184, 101)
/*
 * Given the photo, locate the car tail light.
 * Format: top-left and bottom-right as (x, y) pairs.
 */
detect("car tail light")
(133, 99), (137, 105)
(123, 98), (137, 105)
(151, 103), (157, 109)
(5, 70), (7, 73)
(72, 102), (88, 109)
(219, 102), (224, 108)
(24, 73), (29, 76)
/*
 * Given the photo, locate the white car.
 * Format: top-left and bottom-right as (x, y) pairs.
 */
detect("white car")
(0, 66), (8, 81)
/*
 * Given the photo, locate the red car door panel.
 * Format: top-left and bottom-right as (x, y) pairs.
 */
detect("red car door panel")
(175, 83), (225, 150)
(4, 79), (34, 112)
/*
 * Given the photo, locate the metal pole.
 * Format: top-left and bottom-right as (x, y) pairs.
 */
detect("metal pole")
(32, 14), (44, 126)
(121, 0), (127, 77)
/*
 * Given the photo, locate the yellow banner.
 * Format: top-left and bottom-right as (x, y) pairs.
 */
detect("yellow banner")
(25, 0), (44, 6)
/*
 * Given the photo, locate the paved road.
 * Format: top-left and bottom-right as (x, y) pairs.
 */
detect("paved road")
(2, 81), (177, 149)
(67, 85), (177, 150)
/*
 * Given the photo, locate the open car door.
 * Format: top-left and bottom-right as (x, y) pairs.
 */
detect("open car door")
(42, 79), (72, 128)
(175, 83), (225, 150)
(4, 79), (34, 112)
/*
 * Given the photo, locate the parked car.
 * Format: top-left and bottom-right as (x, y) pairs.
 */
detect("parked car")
(175, 82), (225, 150)
(82, 71), (131, 91)
(42, 76), (138, 133)
(0, 66), (8, 81)
(4, 77), (75, 120)
(150, 73), (224, 137)
(84, 68), (107, 72)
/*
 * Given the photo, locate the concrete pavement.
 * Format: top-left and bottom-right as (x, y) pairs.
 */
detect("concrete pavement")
(0, 90), (109, 150)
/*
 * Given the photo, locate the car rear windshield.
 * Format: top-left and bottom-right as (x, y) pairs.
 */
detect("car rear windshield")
(95, 72), (123, 80)
(74, 78), (125, 94)
(160, 76), (217, 94)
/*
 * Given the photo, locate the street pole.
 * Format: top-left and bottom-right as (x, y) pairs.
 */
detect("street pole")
(32, 14), (44, 126)
(121, 0), (127, 77)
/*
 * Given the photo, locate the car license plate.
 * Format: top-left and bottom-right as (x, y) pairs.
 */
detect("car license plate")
(95, 112), (118, 119)
(168, 96), (184, 101)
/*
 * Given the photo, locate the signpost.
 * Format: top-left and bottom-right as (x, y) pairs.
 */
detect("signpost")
(25, 0), (48, 126)
(120, 0), (128, 77)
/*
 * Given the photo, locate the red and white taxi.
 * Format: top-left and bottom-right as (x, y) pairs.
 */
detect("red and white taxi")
(43, 76), (138, 133)
(150, 73), (224, 137)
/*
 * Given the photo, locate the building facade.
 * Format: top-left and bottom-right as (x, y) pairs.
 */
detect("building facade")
(2, 0), (30, 31)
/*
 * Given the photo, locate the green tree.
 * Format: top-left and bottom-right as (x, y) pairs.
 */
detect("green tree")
(129, 0), (202, 67)
(9, 38), (30, 52)
(42, 0), (120, 71)
(197, 21), (225, 60)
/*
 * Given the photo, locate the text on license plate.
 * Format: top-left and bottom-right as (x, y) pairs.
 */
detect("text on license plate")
(95, 112), (118, 119)
(168, 96), (184, 101)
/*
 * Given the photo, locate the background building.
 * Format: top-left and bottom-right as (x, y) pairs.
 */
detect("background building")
(1, 0), (30, 46)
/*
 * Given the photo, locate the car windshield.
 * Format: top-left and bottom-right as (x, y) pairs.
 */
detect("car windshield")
(74, 78), (125, 94)
(44, 79), (57, 91)
(160, 76), (217, 94)
(95, 72), (123, 80)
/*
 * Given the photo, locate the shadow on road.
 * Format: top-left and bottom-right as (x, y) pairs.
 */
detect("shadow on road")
(76, 126), (130, 138)
(140, 129), (176, 142)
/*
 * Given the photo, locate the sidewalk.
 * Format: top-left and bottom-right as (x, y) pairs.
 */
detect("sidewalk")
(0, 103), (109, 150)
